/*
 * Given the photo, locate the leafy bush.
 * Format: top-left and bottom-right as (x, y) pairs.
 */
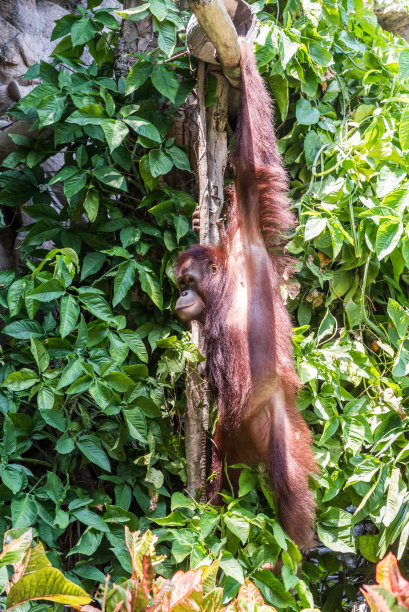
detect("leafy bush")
(0, 527), (279, 611)
(1, 0), (409, 609)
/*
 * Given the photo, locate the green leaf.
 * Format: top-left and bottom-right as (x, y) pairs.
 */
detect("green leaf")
(116, 4), (150, 20)
(123, 407), (147, 443)
(93, 166), (127, 191)
(81, 252), (106, 280)
(79, 293), (114, 322)
(150, 0), (168, 20)
(118, 329), (148, 363)
(38, 386), (55, 411)
(352, 466), (389, 526)
(2, 320), (43, 339)
(125, 61), (152, 95)
(387, 299), (409, 339)
(220, 553), (244, 583)
(296, 98), (320, 125)
(224, 514), (250, 545)
(399, 48), (409, 80)
(376, 220), (403, 260)
(7, 567), (91, 608)
(309, 44), (332, 67)
(148, 148), (173, 178)
(2, 369), (40, 391)
(124, 117), (161, 143)
(101, 119), (129, 152)
(67, 104), (107, 125)
(238, 469), (258, 497)
(151, 64), (179, 102)
(37, 95), (66, 128)
(304, 216), (326, 240)
(27, 280), (66, 302)
(71, 507), (109, 532)
(11, 495), (38, 528)
(167, 146), (190, 171)
(267, 74), (289, 121)
(60, 295), (80, 338)
(71, 17), (98, 45)
(83, 188), (100, 222)
(76, 438), (111, 473)
(104, 372), (135, 392)
(2, 466), (23, 494)
(57, 359), (83, 389)
(113, 260), (137, 307)
(30, 337), (50, 372)
(135, 263), (163, 309)
(399, 104), (409, 150)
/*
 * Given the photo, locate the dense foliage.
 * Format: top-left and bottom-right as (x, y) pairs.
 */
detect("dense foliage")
(1, 0), (409, 609)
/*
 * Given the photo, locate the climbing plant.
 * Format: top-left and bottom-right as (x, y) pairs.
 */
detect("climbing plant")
(1, 0), (409, 610)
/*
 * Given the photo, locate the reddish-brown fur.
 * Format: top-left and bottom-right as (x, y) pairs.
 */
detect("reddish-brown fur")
(175, 40), (317, 547)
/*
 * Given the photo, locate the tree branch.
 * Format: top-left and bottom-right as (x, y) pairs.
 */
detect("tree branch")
(187, 0), (241, 87)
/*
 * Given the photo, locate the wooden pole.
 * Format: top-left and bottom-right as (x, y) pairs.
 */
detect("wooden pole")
(184, 1), (240, 499)
(185, 61), (210, 498)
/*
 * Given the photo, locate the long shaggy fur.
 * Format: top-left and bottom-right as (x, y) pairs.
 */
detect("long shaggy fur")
(176, 39), (317, 547)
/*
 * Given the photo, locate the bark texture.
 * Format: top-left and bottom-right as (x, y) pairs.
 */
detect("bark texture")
(114, 0), (157, 79)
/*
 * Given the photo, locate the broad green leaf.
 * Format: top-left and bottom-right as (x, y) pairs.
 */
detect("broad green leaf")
(304, 216), (326, 240)
(104, 372), (135, 392)
(11, 495), (38, 528)
(66, 104), (107, 125)
(71, 507), (109, 532)
(267, 73), (289, 121)
(71, 17), (98, 45)
(399, 48), (409, 80)
(113, 260), (137, 307)
(57, 359), (83, 389)
(387, 299), (409, 339)
(150, 0), (168, 20)
(135, 263), (163, 309)
(124, 117), (161, 142)
(2, 466), (23, 494)
(224, 514), (250, 545)
(125, 61), (152, 94)
(7, 566), (91, 607)
(101, 119), (129, 152)
(399, 104), (409, 150)
(296, 98), (320, 125)
(119, 329), (148, 362)
(2, 369), (40, 391)
(352, 466), (389, 526)
(76, 438), (111, 473)
(83, 188), (100, 222)
(60, 295), (80, 338)
(2, 320), (43, 339)
(220, 553), (244, 583)
(37, 95), (66, 128)
(27, 280), (66, 302)
(148, 148), (173, 178)
(376, 221), (403, 260)
(151, 64), (179, 102)
(93, 166), (127, 191)
(30, 337), (50, 372)
(81, 252), (106, 280)
(123, 407), (147, 443)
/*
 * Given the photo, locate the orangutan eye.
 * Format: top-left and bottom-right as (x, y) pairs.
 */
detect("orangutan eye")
(210, 264), (217, 275)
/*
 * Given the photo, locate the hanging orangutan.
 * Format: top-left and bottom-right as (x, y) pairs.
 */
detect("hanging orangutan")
(175, 39), (317, 547)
